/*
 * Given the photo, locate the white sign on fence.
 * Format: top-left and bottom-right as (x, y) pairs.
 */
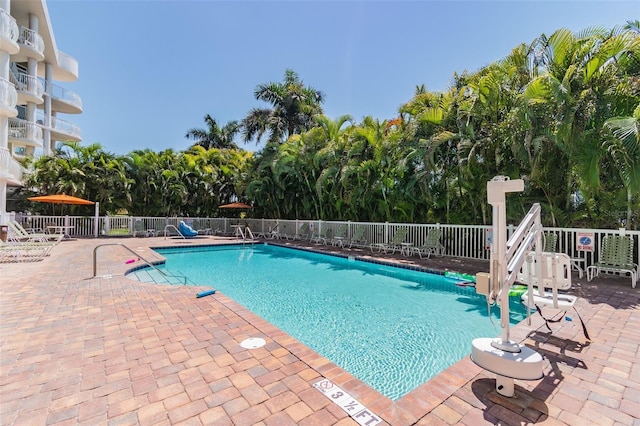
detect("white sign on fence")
(576, 232), (595, 251)
(485, 228), (493, 250)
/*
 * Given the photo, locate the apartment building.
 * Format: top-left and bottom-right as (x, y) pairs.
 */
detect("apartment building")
(0, 0), (81, 225)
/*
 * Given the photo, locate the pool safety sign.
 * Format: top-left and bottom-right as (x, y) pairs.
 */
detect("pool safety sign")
(576, 232), (594, 251)
(485, 228), (493, 250)
(313, 379), (381, 425)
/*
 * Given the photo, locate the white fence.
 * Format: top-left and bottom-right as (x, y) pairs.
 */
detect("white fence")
(11, 214), (640, 274)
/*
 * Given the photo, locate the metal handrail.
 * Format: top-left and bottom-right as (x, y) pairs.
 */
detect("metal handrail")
(92, 242), (187, 284)
(234, 226), (257, 245)
(163, 225), (185, 239)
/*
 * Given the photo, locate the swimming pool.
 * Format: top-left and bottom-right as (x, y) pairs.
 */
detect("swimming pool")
(130, 244), (527, 400)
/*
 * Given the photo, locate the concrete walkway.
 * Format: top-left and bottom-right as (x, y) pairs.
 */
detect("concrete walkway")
(1, 236), (638, 425)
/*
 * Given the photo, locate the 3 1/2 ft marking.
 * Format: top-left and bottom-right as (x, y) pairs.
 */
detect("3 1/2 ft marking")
(313, 379), (381, 426)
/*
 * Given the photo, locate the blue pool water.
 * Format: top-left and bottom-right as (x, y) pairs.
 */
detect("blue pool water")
(131, 244), (526, 400)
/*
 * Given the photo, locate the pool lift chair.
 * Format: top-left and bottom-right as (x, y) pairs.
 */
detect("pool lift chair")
(517, 252), (589, 339)
(470, 176), (546, 397)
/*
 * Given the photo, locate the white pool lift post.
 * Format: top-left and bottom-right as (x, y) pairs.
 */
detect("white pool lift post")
(471, 176), (545, 397)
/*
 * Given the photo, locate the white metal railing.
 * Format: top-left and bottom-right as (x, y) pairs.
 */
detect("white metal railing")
(0, 9), (19, 43)
(50, 115), (81, 139)
(0, 77), (17, 111)
(11, 214), (640, 274)
(18, 26), (44, 56)
(8, 117), (43, 144)
(0, 147), (23, 182)
(10, 70), (44, 100)
(35, 110), (82, 140)
(46, 81), (82, 110)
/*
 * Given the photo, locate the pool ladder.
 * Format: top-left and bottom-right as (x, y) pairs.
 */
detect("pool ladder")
(234, 226), (257, 245)
(92, 243), (190, 285)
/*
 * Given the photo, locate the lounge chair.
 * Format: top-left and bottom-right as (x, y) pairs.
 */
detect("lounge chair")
(8, 221), (62, 243)
(330, 224), (348, 247)
(133, 219), (152, 237)
(0, 239), (55, 262)
(311, 227), (329, 245)
(346, 225), (367, 248)
(257, 224), (280, 239)
(199, 219), (214, 235)
(518, 252), (589, 338)
(178, 220), (198, 238)
(543, 232), (558, 252)
(294, 223), (312, 241)
(586, 235), (638, 288)
(151, 220), (168, 237)
(189, 219), (211, 235)
(411, 228), (443, 259)
(370, 228), (408, 254)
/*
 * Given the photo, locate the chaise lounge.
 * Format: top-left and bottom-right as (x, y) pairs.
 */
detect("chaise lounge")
(586, 234), (638, 288)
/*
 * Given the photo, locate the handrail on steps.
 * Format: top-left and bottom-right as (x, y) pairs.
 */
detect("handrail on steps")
(234, 226), (256, 244)
(163, 224), (185, 239)
(92, 243), (187, 284)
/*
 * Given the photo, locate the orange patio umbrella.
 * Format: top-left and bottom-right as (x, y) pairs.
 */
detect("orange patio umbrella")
(218, 202), (252, 209)
(28, 194), (96, 216)
(28, 194), (95, 205)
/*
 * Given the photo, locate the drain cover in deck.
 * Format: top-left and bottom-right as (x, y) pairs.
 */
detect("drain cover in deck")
(240, 337), (266, 349)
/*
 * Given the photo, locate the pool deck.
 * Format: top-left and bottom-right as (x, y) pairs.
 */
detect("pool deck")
(1, 236), (638, 425)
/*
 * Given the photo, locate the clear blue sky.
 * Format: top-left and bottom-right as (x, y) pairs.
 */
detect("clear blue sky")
(46, 1), (638, 155)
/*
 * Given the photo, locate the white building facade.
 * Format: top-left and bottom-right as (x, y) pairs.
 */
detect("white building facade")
(0, 0), (81, 225)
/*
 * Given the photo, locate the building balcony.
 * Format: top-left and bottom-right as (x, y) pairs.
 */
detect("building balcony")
(0, 147), (24, 186)
(8, 117), (43, 148)
(0, 9), (19, 55)
(14, 26), (45, 62)
(47, 82), (82, 114)
(50, 50), (79, 82)
(0, 77), (18, 118)
(35, 110), (81, 143)
(10, 70), (44, 105)
(50, 115), (81, 142)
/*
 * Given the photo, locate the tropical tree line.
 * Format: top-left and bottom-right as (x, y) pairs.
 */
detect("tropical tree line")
(17, 143), (251, 217)
(16, 24), (640, 229)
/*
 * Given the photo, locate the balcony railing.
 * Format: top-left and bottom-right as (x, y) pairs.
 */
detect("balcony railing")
(0, 147), (23, 184)
(0, 9), (19, 43)
(10, 70), (44, 100)
(47, 82), (82, 110)
(35, 111), (82, 141)
(0, 77), (17, 111)
(56, 50), (79, 80)
(8, 117), (43, 145)
(50, 115), (82, 140)
(17, 26), (44, 56)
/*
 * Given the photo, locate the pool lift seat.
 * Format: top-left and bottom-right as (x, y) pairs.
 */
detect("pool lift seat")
(470, 177), (545, 397)
(518, 252), (589, 339)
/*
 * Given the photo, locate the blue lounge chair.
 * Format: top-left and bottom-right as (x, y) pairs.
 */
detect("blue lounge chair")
(178, 220), (198, 238)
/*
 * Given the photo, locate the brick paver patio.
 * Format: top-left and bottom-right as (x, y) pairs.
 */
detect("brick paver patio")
(1, 236), (638, 425)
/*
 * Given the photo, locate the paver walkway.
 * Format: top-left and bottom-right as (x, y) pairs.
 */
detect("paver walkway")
(1, 236), (638, 425)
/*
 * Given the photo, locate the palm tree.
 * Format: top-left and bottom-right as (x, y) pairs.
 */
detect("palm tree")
(603, 104), (640, 228)
(242, 69), (324, 144)
(185, 114), (240, 149)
